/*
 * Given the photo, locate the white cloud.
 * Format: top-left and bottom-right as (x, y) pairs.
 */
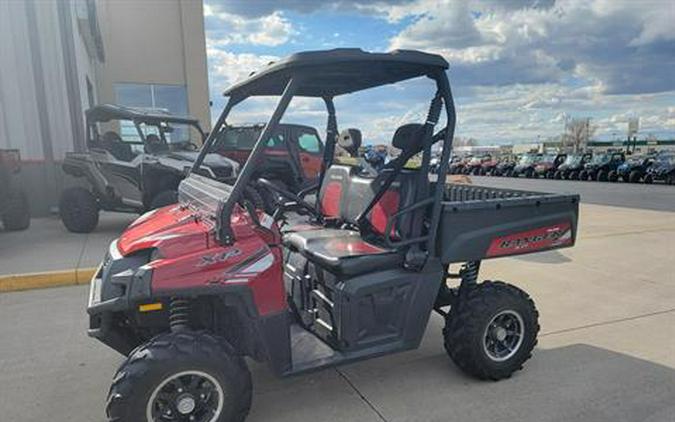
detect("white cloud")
(387, 0), (675, 94)
(206, 49), (279, 90)
(204, 7), (294, 47)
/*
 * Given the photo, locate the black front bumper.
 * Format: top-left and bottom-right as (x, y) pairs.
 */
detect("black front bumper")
(87, 240), (153, 354)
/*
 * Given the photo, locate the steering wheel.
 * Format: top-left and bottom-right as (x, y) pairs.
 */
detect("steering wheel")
(256, 178), (319, 218)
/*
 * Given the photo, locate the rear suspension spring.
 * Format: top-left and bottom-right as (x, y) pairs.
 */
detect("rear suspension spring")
(169, 297), (191, 332)
(458, 261), (481, 298)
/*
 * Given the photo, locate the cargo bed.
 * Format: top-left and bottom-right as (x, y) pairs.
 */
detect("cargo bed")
(437, 184), (579, 263)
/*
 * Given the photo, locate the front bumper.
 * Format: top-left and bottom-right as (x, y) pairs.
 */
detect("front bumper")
(86, 240), (153, 352)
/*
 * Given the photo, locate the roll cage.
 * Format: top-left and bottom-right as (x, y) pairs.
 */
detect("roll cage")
(190, 49), (456, 254)
(85, 104), (206, 145)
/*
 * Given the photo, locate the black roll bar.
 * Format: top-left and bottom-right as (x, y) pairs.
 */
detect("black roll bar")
(216, 78), (300, 244)
(425, 71), (457, 254)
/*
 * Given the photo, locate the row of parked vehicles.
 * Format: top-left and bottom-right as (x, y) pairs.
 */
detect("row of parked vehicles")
(438, 150), (675, 184)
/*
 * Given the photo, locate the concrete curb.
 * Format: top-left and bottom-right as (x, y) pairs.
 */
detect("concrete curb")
(0, 267), (97, 293)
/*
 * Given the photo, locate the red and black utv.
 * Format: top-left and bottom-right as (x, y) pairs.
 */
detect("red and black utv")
(87, 49), (580, 422)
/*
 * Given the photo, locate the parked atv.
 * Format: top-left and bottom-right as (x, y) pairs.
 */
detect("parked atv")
(0, 149), (30, 231)
(87, 49), (580, 422)
(449, 155), (471, 174)
(616, 154), (655, 183)
(479, 156), (500, 176)
(494, 155), (518, 177)
(534, 153), (567, 179)
(554, 153), (592, 180)
(579, 151), (625, 182)
(464, 154), (491, 175)
(212, 123), (324, 192)
(512, 153), (543, 178)
(644, 153), (675, 184)
(60, 104), (239, 233)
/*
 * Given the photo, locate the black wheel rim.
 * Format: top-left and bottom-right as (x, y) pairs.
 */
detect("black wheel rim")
(483, 310), (524, 362)
(147, 370), (224, 422)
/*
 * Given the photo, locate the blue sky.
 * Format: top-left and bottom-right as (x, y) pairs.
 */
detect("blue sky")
(203, 0), (675, 145)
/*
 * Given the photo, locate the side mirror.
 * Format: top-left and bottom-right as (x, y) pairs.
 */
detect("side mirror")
(337, 128), (362, 157)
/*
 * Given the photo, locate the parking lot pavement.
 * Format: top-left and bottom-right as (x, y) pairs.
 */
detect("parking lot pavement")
(0, 212), (135, 276)
(1, 202), (674, 422)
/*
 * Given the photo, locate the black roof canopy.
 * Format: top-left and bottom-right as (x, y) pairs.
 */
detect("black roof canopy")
(85, 104), (200, 126)
(223, 48), (449, 98)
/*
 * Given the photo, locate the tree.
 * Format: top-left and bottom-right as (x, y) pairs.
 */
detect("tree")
(562, 118), (596, 153)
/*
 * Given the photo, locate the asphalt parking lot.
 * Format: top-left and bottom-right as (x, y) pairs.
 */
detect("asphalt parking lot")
(1, 179), (674, 422)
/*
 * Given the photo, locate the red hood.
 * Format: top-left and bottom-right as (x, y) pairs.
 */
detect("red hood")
(118, 205), (213, 258)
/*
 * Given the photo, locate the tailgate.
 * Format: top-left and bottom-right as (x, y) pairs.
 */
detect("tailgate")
(437, 185), (579, 263)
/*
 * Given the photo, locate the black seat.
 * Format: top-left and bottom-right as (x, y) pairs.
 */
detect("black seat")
(101, 131), (135, 161)
(284, 229), (403, 276)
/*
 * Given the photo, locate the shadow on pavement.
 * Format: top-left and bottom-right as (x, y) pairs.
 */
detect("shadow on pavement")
(514, 249), (572, 264)
(247, 344), (675, 422)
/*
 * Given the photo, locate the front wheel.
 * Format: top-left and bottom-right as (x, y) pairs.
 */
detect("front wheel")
(59, 187), (99, 233)
(596, 170), (607, 182)
(608, 171), (618, 182)
(443, 281), (539, 380)
(628, 170), (641, 183)
(106, 331), (252, 422)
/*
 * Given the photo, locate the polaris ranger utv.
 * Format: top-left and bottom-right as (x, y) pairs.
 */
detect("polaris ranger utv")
(60, 104), (238, 233)
(579, 151), (625, 182)
(554, 152), (592, 180)
(644, 153), (675, 184)
(86, 49), (580, 422)
(534, 153), (567, 179)
(0, 149), (30, 231)
(616, 154), (655, 183)
(512, 153), (543, 178)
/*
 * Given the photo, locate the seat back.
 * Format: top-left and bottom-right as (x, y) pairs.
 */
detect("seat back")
(317, 164), (423, 239)
(317, 165), (351, 218)
(344, 169), (420, 239)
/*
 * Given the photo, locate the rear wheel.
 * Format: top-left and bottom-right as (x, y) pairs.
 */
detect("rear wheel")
(106, 331), (252, 422)
(628, 170), (641, 183)
(443, 281), (539, 380)
(608, 170), (618, 182)
(596, 170), (607, 182)
(59, 187), (99, 233)
(553, 170), (562, 180)
(578, 170), (588, 181)
(525, 169), (534, 178)
(2, 188), (30, 231)
(568, 170), (578, 180)
(644, 174), (654, 184)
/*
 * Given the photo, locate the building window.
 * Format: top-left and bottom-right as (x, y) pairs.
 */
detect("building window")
(114, 83), (189, 141)
(114, 83), (187, 115)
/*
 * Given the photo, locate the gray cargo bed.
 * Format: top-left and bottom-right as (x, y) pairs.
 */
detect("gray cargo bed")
(437, 184), (579, 263)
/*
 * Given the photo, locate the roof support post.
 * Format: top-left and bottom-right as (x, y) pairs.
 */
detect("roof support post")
(425, 71), (457, 253)
(191, 97), (236, 173)
(318, 96), (337, 188)
(217, 77), (300, 244)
